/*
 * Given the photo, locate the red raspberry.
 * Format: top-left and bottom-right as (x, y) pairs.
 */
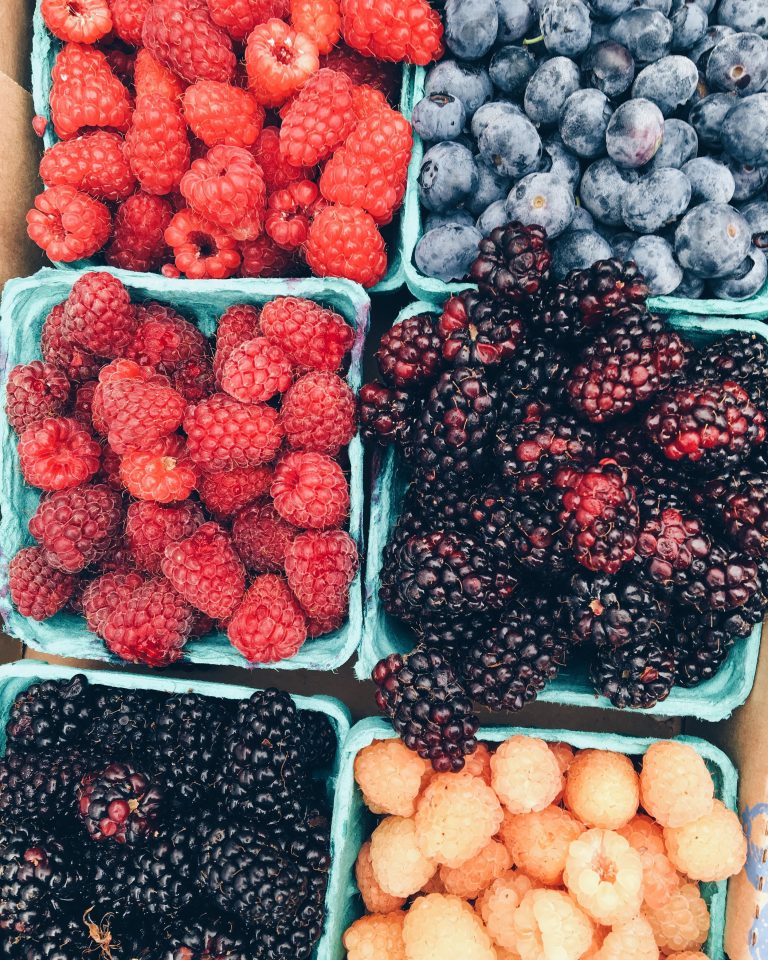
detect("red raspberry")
(198, 464), (273, 517)
(9, 547), (76, 621)
(290, 0), (341, 54)
(125, 499), (204, 575)
(340, 0), (444, 65)
(134, 48), (185, 100)
(284, 529), (357, 624)
(63, 272), (138, 359)
(251, 125), (311, 193)
(105, 192), (174, 273)
(125, 95), (191, 197)
(82, 572), (145, 637)
(213, 304), (261, 387)
(50, 43), (131, 140)
(221, 337), (293, 403)
(98, 444), (124, 491)
(351, 84), (388, 120)
(264, 180), (324, 251)
(183, 81), (265, 149)
(171, 357), (216, 402)
(280, 371), (356, 455)
(93, 539), (137, 573)
(320, 42), (400, 96)
(5, 362), (70, 434)
(306, 610), (344, 636)
(99, 40), (137, 87)
(227, 574), (307, 662)
(180, 145), (266, 241)
(41, 0), (112, 44)
(184, 392), (283, 471)
(320, 106), (412, 224)
(27, 186), (111, 263)
(271, 450), (349, 528)
(246, 19), (320, 108)
(164, 209), (242, 280)
(231, 501), (298, 572)
(41, 303), (101, 383)
(207, 0), (289, 41)
(120, 436), (198, 503)
(162, 520), (245, 618)
(260, 296), (354, 373)
(239, 235), (297, 278)
(72, 380), (98, 428)
(128, 303), (209, 375)
(39, 131), (136, 203)
(18, 417), (101, 491)
(100, 377), (187, 454)
(102, 576), (194, 666)
(110, 0), (151, 46)
(305, 204), (386, 287)
(142, 0), (236, 84)
(279, 69), (356, 167)
(190, 610), (217, 637)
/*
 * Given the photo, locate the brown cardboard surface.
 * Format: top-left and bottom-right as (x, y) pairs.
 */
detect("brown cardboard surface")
(0, 0), (33, 89)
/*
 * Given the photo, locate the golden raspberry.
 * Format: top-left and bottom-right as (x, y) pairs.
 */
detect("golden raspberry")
(355, 739), (430, 817)
(421, 871), (447, 895)
(476, 871), (536, 952)
(640, 741), (714, 828)
(343, 911), (407, 960)
(491, 736), (563, 815)
(513, 889), (594, 960)
(593, 917), (659, 960)
(414, 773), (503, 868)
(403, 893), (498, 960)
(564, 750), (639, 830)
(664, 799), (747, 881)
(666, 954), (708, 960)
(645, 882), (710, 954)
(464, 742), (493, 783)
(440, 839), (512, 899)
(355, 841), (406, 914)
(618, 814), (681, 910)
(501, 805), (585, 886)
(550, 742), (575, 802)
(369, 816), (436, 898)
(563, 829), (644, 926)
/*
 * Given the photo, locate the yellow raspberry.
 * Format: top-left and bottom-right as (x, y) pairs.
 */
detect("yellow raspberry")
(464, 742), (493, 783)
(593, 917), (659, 960)
(640, 742), (714, 828)
(343, 911), (407, 960)
(563, 828), (644, 926)
(440, 838), (512, 899)
(550, 742), (575, 802)
(618, 815), (681, 910)
(355, 739), (430, 817)
(564, 750), (639, 830)
(476, 871), (536, 952)
(666, 954), (708, 960)
(355, 841), (407, 913)
(583, 926), (608, 959)
(421, 871), (447, 894)
(501, 805), (585, 886)
(414, 773), (503, 868)
(491, 736), (563, 815)
(369, 816), (437, 898)
(403, 893), (498, 960)
(645, 882), (710, 953)
(513, 889), (594, 960)
(664, 799), (747, 882)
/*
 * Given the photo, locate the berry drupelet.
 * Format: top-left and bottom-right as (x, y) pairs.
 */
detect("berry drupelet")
(703, 470), (768, 559)
(437, 290), (524, 367)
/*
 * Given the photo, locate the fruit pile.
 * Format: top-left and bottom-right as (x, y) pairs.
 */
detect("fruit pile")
(27, 0), (443, 285)
(346, 734), (746, 960)
(413, 0), (768, 300)
(362, 222), (768, 765)
(6, 271), (359, 666)
(0, 674), (336, 960)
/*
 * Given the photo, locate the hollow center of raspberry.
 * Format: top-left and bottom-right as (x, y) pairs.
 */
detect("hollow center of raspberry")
(191, 233), (217, 258)
(67, 1), (84, 14)
(592, 853), (618, 883)
(270, 40), (295, 65)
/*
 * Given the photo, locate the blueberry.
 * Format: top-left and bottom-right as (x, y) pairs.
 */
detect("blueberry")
(524, 56), (581, 127)
(418, 142), (479, 213)
(646, 119), (698, 171)
(424, 210), (477, 232)
(710, 246), (768, 299)
(412, 94), (467, 142)
(690, 25), (736, 68)
(706, 32), (768, 97)
(609, 9), (673, 63)
(674, 201), (752, 276)
(466, 162), (512, 217)
(580, 158), (637, 225)
(611, 230), (640, 260)
(415, 224), (484, 281)
(559, 89), (614, 158)
(670, 3), (708, 51)
(582, 42), (636, 98)
(552, 229), (613, 278)
(628, 235), (683, 294)
(540, 0), (592, 57)
(621, 168), (692, 232)
(688, 93), (737, 151)
(505, 171), (576, 237)
(496, 0), (536, 42)
(489, 46), (537, 96)
(539, 134), (583, 189)
(739, 198), (768, 247)
(473, 103), (543, 178)
(718, 0), (768, 37)
(477, 199), (510, 235)
(726, 157), (768, 202)
(425, 61), (493, 118)
(589, 19), (614, 45)
(678, 0), (716, 14)
(570, 206), (596, 231)
(444, 0), (499, 60)
(605, 98), (665, 168)
(682, 157), (736, 204)
(632, 55), (699, 115)
(675, 269), (706, 298)
(587, 0), (634, 17)
(721, 94), (768, 166)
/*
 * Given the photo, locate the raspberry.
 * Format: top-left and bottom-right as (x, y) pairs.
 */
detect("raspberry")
(41, 303), (101, 383)
(320, 42), (400, 95)
(27, 186), (111, 263)
(19, 417), (100, 491)
(125, 499), (204, 575)
(512, 889), (594, 960)
(82, 571), (145, 636)
(184, 392), (283, 471)
(319, 105), (412, 224)
(231, 501), (296, 572)
(220, 337), (293, 403)
(355, 739), (429, 818)
(71, 380), (98, 429)
(664, 799), (747, 882)
(592, 917), (659, 960)
(284, 529), (358, 624)
(39, 131), (135, 203)
(354, 841), (407, 913)
(563, 750), (639, 831)
(120, 439), (198, 503)
(260, 296), (354, 373)
(128, 304), (209, 375)
(563, 829), (643, 926)
(101, 40), (137, 87)
(405, 894), (497, 960)
(280, 69), (356, 166)
(645, 883), (709, 954)
(550, 742), (575, 779)
(125, 95), (191, 197)
(5, 362), (70, 434)
(491, 737), (563, 816)
(183, 81), (265, 149)
(666, 955), (707, 960)
(63, 272), (138, 359)
(245, 19), (320, 107)
(110, 0), (151, 45)
(501, 805), (585, 887)
(639, 741), (714, 828)
(280, 372), (356, 455)
(50, 43), (131, 140)
(439, 839), (511, 900)
(41, 0), (112, 42)
(161, 521), (245, 619)
(340, 0), (444, 65)
(106, 192), (174, 273)
(28, 483), (122, 573)
(180, 145), (266, 241)
(199, 465), (273, 519)
(133, 48), (185, 100)
(100, 375), (186, 454)
(164, 208), (242, 279)
(227, 573), (308, 662)
(351, 83), (388, 120)
(305, 203), (387, 288)
(239, 234), (297, 278)
(343, 912), (406, 960)
(476, 872), (536, 953)
(207, 0), (289, 41)
(103, 576), (194, 666)
(251, 125), (312, 192)
(294, 0), (342, 52)
(264, 180), (324, 251)
(9, 547), (76, 620)
(618, 815), (681, 911)
(173, 355), (217, 401)
(142, 0), (236, 83)
(369, 816), (437, 897)
(271, 451), (349, 528)
(213, 304), (261, 386)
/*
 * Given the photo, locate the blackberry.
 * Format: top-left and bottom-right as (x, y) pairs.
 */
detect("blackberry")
(417, 615), (492, 665)
(4, 917), (90, 960)
(86, 687), (164, 760)
(634, 503), (711, 598)
(495, 410), (597, 489)
(81, 840), (133, 923)
(6, 675), (92, 754)
(469, 221), (552, 302)
(678, 541), (760, 613)
(437, 290), (524, 367)
(375, 312), (442, 391)
(670, 608), (747, 688)
(635, 471), (693, 518)
(591, 642), (675, 709)
(359, 381), (413, 448)
(703, 470), (768, 559)
(466, 485), (522, 570)
(495, 339), (570, 419)
(124, 824), (202, 919)
(690, 332), (768, 412)
(145, 918), (251, 960)
(299, 711), (337, 771)
(506, 486), (575, 576)
(0, 749), (85, 830)
(372, 648), (479, 773)
(77, 762), (164, 845)
(403, 476), (476, 535)
(600, 424), (679, 491)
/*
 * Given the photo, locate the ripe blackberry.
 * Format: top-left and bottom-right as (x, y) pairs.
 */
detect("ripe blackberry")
(82, 840), (133, 923)
(4, 916), (89, 960)
(703, 470), (768, 559)
(5, 675), (92, 754)
(403, 476), (476, 535)
(495, 339), (570, 419)
(417, 615), (492, 666)
(670, 608), (747, 688)
(375, 312), (442, 391)
(495, 409), (597, 489)
(85, 687), (164, 759)
(144, 918), (251, 960)
(600, 424), (678, 491)
(635, 471), (693, 518)
(506, 486), (574, 576)
(0, 749), (85, 829)
(634, 503), (711, 598)
(77, 762), (164, 845)
(678, 541), (760, 613)
(123, 823), (201, 919)
(469, 221), (552, 302)
(372, 648), (479, 773)
(436, 290), (524, 367)
(359, 381), (413, 448)
(300, 711), (338, 771)
(690, 332), (768, 412)
(465, 485), (521, 570)
(591, 642), (675, 709)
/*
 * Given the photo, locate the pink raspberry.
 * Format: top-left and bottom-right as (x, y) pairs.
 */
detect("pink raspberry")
(165, 208), (242, 280)
(71, 380), (98, 429)
(180, 145), (266, 241)
(125, 94), (191, 197)
(50, 43), (132, 140)
(245, 19), (319, 108)
(39, 131), (136, 204)
(221, 337), (293, 403)
(110, 0), (151, 45)
(27, 186), (112, 264)
(284, 529), (358, 625)
(100, 373), (187, 454)
(183, 392), (283, 472)
(207, 0), (289, 41)
(9, 546), (77, 621)
(103, 576), (194, 666)
(142, 0), (236, 83)
(291, 0), (341, 54)
(280, 371), (356, 455)
(305, 204), (387, 288)
(19, 417), (101, 491)
(127, 303), (210, 375)
(271, 451), (349, 528)
(105, 192), (174, 274)
(162, 521), (245, 619)
(63, 272), (138, 360)
(251, 125), (311, 193)
(125, 499), (205, 575)
(41, 303), (102, 384)
(227, 574), (307, 662)
(197, 465), (273, 518)
(213, 304), (262, 387)
(279, 68), (357, 167)
(340, 0), (444, 65)
(183, 80), (265, 148)
(5, 362), (70, 435)
(231, 501), (299, 572)
(120, 439), (199, 504)
(82, 571), (146, 637)
(260, 296), (354, 373)
(264, 180), (325, 252)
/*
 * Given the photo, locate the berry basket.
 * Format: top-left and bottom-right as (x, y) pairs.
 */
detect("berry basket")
(400, 65), (768, 317)
(322, 716), (737, 960)
(0, 267), (368, 672)
(28, 4), (407, 293)
(358, 300), (765, 721)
